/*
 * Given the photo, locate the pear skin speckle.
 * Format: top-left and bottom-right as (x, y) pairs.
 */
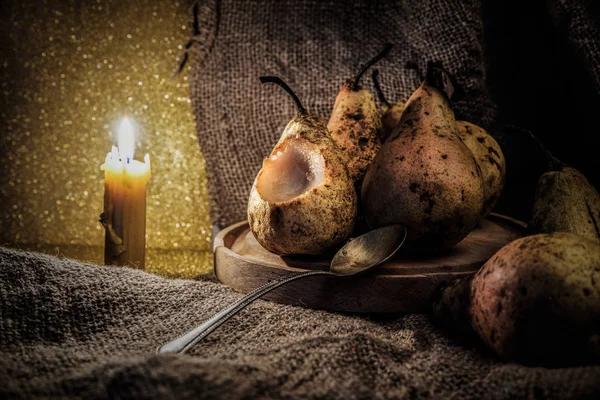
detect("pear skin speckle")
(457, 121), (505, 217)
(530, 166), (600, 242)
(471, 233), (600, 365)
(328, 84), (382, 191)
(380, 102), (406, 141)
(362, 79), (484, 249)
(248, 114), (357, 255)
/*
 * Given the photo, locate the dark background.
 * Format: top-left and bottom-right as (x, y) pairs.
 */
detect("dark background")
(482, 0), (600, 219)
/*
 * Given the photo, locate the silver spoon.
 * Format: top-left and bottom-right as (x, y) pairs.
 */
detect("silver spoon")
(157, 224), (407, 354)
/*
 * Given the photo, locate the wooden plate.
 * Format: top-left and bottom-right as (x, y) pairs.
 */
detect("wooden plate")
(214, 214), (525, 313)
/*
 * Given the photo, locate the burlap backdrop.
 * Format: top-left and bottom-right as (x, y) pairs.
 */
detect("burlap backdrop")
(187, 0), (600, 229)
(187, 0), (497, 229)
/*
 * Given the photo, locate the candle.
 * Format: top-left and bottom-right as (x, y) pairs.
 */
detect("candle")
(100, 118), (151, 269)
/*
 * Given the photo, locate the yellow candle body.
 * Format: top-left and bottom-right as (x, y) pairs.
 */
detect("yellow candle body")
(102, 151), (151, 269)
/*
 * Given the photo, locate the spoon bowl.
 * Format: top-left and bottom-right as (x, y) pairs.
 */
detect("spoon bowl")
(330, 224), (407, 276)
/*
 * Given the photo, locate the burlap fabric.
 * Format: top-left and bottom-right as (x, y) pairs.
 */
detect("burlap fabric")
(3, 1), (600, 398)
(1, 247), (599, 399)
(188, 0), (600, 228)
(189, 0), (499, 228)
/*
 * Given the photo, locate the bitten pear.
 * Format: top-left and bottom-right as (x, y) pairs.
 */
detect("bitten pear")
(248, 77), (357, 255)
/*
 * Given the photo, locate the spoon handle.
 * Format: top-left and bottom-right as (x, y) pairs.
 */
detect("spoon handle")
(157, 270), (332, 354)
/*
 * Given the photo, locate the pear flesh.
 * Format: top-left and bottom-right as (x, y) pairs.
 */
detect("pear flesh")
(248, 77), (356, 255)
(256, 140), (324, 204)
(361, 65), (484, 249)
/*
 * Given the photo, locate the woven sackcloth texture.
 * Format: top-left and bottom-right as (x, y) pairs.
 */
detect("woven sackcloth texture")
(1, 247), (599, 399)
(189, 0), (499, 228)
(188, 0), (600, 228)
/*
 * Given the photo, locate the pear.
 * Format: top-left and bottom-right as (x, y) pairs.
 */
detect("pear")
(434, 232), (600, 365)
(372, 70), (505, 217)
(361, 62), (484, 249)
(371, 69), (405, 141)
(529, 139), (600, 242)
(431, 275), (475, 338)
(470, 233), (600, 365)
(247, 76), (357, 255)
(456, 121), (505, 217)
(327, 44), (392, 190)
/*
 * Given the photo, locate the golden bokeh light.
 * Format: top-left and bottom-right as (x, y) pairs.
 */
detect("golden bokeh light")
(0, 0), (213, 277)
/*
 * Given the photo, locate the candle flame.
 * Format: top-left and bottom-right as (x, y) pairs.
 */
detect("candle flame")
(118, 117), (135, 161)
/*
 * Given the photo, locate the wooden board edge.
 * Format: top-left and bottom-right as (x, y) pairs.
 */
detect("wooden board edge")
(215, 247), (478, 313)
(213, 220), (248, 252)
(215, 214), (526, 253)
(487, 212), (527, 230)
(215, 242), (486, 280)
(213, 214), (527, 276)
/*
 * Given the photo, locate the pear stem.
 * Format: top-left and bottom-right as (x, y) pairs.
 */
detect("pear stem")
(349, 43), (393, 91)
(425, 61), (463, 101)
(371, 70), (391, 108)
(259, 76), (307, 115)
(528, 131), (566, 171)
